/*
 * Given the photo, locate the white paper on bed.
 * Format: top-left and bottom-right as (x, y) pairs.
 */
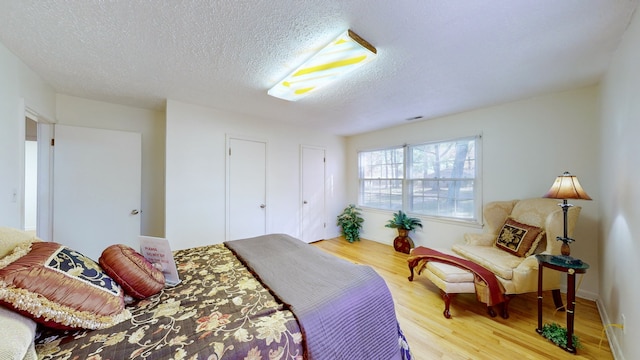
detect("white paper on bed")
(139, 236), (181, 286)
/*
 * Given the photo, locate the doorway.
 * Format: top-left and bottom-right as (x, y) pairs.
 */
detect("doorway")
(226, 136), (267, 240)
(52, 125), (142, 260)
(24, 117), (38, 234)
(300, 145), (326, 243)
(21, 106), (53, 241)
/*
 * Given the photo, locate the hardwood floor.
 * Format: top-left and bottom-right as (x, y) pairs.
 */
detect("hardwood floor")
(313, 237), (613, 360)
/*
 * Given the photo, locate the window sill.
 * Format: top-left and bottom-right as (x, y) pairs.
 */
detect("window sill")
(359, 206), (483, 229)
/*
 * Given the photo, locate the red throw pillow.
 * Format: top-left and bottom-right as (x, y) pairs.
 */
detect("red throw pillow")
(0, 242), (128, 330)
(99, 244), (165, 299)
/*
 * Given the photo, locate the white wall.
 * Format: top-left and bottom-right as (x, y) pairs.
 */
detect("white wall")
(599, 6), (640, 359)
(0, 42), (56, 228)
(56, 95), (166, 237)
(165, 99), (346, 250)
(347, 86), (601, 298)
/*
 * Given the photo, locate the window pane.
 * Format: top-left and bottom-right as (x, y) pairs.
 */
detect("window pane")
(408, 137), (477, 220)
(409, 179), (475, 219)
(359, 148), (404, 179)
(359, 148), (403, 210)
(409, 139), (475, 179)
(360, 179), (402, 209)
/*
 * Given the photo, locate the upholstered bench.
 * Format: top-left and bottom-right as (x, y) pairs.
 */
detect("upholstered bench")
(408, 247), (505, 319)
(423, 259), (476, 318)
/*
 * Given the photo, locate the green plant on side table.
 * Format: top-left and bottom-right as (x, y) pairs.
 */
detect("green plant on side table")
(540, 322), (582, 350)
(385, 210), (422, 254)
(336, 204), (364, 243)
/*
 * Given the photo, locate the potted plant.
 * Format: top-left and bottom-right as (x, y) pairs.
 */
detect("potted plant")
(385, 210), (423, 254)
(540, 322), (582, 351)
(336, 204), (364, 243)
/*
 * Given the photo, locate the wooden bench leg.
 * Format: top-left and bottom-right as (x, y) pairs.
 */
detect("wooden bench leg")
(441, 290), (454, 319)
(487, 295), (511, 318)
(500, 295), (511, 319)
(407, 258), (419, 281)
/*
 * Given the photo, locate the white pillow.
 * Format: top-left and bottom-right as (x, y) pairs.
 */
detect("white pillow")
(0, 227), (38, 258)
(0, 227), (41, 270)
(0, 306), (37, 360)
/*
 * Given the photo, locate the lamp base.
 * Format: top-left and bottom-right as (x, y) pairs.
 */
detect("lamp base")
(560, 242), (571, 256)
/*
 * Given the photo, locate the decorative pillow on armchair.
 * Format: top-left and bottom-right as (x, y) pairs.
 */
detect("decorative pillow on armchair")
(495, 217), (545, 257)
(0, 242), (129, 330)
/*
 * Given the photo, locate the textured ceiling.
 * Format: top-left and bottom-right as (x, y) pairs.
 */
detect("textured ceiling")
(0, 1), (637, 136)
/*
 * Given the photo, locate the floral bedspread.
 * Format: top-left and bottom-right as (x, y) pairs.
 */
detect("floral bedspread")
(35, 244), (304, 360)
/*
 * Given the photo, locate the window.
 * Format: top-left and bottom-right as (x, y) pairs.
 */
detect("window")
(358, 147), (404, 209)
(358, 136), (480, 222)
(408, 137), (477, 219)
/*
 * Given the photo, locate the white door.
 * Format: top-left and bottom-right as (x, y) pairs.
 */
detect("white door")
(227, 137), (267, 240)
(301, 146), (325, 243)
(53, 125), (141, 260)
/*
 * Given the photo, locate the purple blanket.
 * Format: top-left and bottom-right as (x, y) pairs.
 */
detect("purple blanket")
(225, 234), (402, 360)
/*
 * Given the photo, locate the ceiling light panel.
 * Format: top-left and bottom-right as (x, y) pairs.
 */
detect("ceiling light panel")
(268, 30), (377, 101)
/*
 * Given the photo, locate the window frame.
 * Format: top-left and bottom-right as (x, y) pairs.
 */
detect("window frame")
(357, 135), (482, 225)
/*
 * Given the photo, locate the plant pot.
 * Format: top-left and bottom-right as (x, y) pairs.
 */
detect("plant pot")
(393, 229), (414, 254)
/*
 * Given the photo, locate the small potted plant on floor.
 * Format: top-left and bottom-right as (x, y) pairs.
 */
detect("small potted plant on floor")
(540, 322), (582, 351)
(336, 204), (364, 243)
(385, 210), (422, 254)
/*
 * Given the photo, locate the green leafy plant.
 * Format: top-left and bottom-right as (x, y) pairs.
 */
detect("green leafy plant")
(385, 210), (423, 232)
(336, 204), (365, 243)
(540, 322), (582, 350)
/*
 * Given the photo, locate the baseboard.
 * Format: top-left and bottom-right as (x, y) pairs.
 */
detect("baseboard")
(597, 299), (625, 360)
(559, 285), (598, 301)
(575, 287), (599, 301)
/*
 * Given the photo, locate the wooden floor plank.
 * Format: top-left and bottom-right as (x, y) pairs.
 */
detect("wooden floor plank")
(313, 237), (613, 360)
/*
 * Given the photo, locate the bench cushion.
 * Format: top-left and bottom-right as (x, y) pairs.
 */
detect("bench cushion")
(426, 261), (474, 283)
(452, 243), (524, 280)
(424, 262), (475, 294)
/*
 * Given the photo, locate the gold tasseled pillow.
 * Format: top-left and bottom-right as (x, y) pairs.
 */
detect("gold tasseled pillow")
(99, 244), (165, 299)
(0, 242), (130, 330)
(495, 217), (545, 257)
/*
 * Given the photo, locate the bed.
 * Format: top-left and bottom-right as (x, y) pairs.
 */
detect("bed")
(27, 233), (411, 359)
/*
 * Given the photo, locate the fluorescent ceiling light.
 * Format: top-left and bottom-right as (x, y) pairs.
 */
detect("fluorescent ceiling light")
(268, 30), (377, 101)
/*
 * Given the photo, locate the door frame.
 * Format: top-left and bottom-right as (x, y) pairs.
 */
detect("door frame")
(225, 134), (269, 240)
(19, 99), (54, 241)
(300, 144), (326, 242)
(37, 121), (54, 241)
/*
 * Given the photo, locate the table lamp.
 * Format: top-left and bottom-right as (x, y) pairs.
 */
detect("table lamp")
(542, 171), (592, 259)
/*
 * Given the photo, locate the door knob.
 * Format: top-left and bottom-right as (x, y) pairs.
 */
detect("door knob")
(131, 209), (140, 215)
(260, 204), (266, 209)
(303, 200), (308, 204)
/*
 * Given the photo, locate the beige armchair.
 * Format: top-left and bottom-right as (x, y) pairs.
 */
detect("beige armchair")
(452, 198), (581, 316)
